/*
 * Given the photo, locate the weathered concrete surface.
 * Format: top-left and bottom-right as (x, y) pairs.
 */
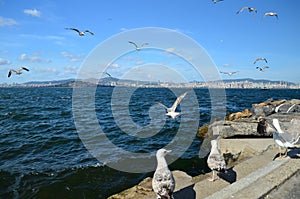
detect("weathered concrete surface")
(108, 139), (300, 199)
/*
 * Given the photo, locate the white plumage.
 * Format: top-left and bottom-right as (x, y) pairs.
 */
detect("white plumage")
(207, 139), (226, 181)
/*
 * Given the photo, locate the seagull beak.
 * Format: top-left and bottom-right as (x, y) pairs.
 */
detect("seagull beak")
(166, 150), (172, 153)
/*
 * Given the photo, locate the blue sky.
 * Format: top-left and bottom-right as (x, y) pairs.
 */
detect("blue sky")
(0, 0), (299, 84)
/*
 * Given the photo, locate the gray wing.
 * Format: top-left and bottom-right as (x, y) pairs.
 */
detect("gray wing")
(84, 30), (94, 35)
(170, 91), (188, 112)
(237, 6), (249, 14)
(128, 41), (138, 48)
(153, 170), (175, 198)
(207, 153), (226, 171)
(65, 28), (80, 33)
(141, 42), (149, 47)
(287, 119), (300, 144)
(20, 67), (29, 71)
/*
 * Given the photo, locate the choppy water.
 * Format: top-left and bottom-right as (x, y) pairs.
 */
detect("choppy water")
(0, 87), (299, 198)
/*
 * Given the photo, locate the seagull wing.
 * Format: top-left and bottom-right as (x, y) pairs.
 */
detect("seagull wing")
(237, 6), (248, 14)
(66, 28), (81, 33)
(157, 102), (168, 110)
(128, 41), (138, 48)
(102, 72), (111, 77)
(84, 30), (94, 35)
(253, 58), (259, 64)
(8, 69), (15, 77)
(141, 43), (149, 47)
(20, 67), (29, 71)
(170, 91), (188, 112)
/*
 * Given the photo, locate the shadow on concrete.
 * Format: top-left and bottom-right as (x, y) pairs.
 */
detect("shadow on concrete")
(218, 167), (237, 184)
(174, 184), (196, 199)
(273, 148), (300, 160)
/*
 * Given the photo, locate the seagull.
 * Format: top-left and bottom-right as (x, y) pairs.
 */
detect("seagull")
(256, 66), (269, 72)
(253, 57), (268, 64)
(8, 67), (29, 78)
(270, 119), (300, 158)
(264, 12), (278, 19)
(128, 41), (149, 51)
(101, 71), (111, 77)
(220, 71), (239, 76)
(207, 138), (226, 181)
(152, 149), (175, 199)
(157, 91), (189, 119)
(212, 0), (223, 4)
(65, 28), (94, 36)
(236, 6), (257, 14)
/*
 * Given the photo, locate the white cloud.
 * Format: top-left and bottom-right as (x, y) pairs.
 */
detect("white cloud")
(23, 9), (41, 17)
(0, 57), (11, 65)
(19, 53), (51, 63)
(60, 65), (78, 76)
(0, 16), (17, 26)
(60, 51), (84, 62)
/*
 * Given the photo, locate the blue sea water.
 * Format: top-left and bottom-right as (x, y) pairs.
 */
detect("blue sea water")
(0, 87), (299, 198)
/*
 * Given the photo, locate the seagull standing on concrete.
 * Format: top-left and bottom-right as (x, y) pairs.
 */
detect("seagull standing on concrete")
(236, 6), (257, 14)
(128, 41), (149, 51)
(253, 57), (268, 64)
(8, 67), (29, 77)
(264, 12), (279, 19)
(65, 28), (94, 36)
(207, 138), (226, 181)
(152, 149), (175, 199)
(220, 71), (239, 76)
(157, 91), (189, 119)
(269, 119), (300, 158)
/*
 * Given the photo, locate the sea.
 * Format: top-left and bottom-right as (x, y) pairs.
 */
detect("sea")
(0, 87), (299, 199)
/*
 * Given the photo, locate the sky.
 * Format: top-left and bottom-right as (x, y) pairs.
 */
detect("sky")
(0, 0), (299, 84)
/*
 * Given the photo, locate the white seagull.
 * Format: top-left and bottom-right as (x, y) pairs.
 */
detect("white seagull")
(271, 119), (300, 158)
(207, 138), (226, 181)
(128, 41), (149, 51)
(157, 91), (189, 119)
(256, 66), (269, 72)
(253, 57), (268, 64)
(8, 67), (29, 78)
(65, 28), (94, 36)
(212, 0), (223, 4)
(264, 12), (278, 19)
(220, 71), (239, 76)
(152, 149), (175, 199)
(236, 6), (257, 14)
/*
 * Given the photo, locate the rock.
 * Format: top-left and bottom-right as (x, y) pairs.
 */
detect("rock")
(226, 109), (252, 121)
(107, 171), (193, 199)
(197, 123), (209, 138)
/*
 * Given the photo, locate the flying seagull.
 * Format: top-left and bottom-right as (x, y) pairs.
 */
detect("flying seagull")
(207, 138), (227, 181)
(269, 119), (300, 158)
(236, 6), (257, 14)
(157, 91), (189, 119)
(220, 71), (239, 76)
(128, 41), (149, 51)
(8, 67), (29, 78)
(264, 12), (278, 19)
(101, 71), (111, 77)
(152, 149), (175, 199)
(256, 66), (269, 72)
(253, 57), (268, 64)
(212, 0), (223, 4)
(65, 28), (94, 36)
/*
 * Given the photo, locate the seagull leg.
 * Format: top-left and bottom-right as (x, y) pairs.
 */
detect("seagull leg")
(278, 147), (283, 158)
(283, 148), (288, 157)
(208, 170), (216, 181)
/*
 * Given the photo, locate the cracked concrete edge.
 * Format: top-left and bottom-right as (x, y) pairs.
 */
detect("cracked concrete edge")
(204, 158), (290, 199)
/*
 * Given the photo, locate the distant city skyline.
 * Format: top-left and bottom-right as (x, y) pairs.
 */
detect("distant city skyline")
(0, 0), (299, 84)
